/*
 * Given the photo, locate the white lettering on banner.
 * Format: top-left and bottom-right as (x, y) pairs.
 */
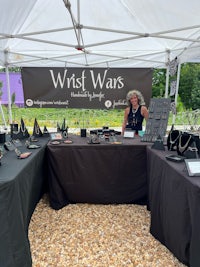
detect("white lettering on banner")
(90, 70), (107, 89)
(71, 92), (88, 97)
(113, 99), (127, 108)
(33, 100), (69, 107)
(49, 69), (86, 90)
(71, 91), (105, 102)
(105, 76), (124, 89)
(49, 70), (67, 88)
(87, 92), (105, 102)
(49, 69), (124, 91)
(90, 70), (124, 89)
(53, 100), (69, 105)
(34, 100), (54, 105)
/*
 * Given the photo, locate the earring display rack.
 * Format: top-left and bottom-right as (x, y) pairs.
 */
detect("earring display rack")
(141, 98), (171, 142)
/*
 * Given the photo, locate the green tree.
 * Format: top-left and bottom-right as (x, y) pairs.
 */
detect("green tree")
(0, 67), (21, 73)
(191, 79), (200, 110)
(0, 81), (2, 100)
(152, 68), (166, 97)
(179, 63), (200, 110)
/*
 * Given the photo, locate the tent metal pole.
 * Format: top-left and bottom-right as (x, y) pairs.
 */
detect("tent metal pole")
(165, 51), (170, 98)
(0, 101), (7, 128)
(77, 0), (80, 44)
(165, 66), (169, 98)
(5, 65), (13, 123)
(172, 63), (181, 125)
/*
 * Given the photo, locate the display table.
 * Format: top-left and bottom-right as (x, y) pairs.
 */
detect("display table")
(47, 135), (150, 210)
(147, 146), (200, 267)
(3, 132), (200, 267)
(0, 137), (48, 267)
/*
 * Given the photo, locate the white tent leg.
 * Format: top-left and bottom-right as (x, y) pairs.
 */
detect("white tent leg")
(165, 65), (170, 98)
(165, 50), (170, 98)
(5, 66), (13, 123)
(172, 63), (181, 124)
(0, 101), (7, 128)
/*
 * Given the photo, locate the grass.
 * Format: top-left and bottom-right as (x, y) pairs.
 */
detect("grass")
(1, 105), (200, 131)
(1, 106), (124, 129)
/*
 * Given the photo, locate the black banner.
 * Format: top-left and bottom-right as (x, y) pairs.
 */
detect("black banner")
(21, 67), (152, 109)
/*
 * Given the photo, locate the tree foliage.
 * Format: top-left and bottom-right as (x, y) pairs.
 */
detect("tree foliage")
(0, 80), (2, 99)
(152, 63), (200, 110)
(0, 67), (21, 73)
(191, 79), (200, 110)
(179, 63), (200, 110)
(152, 68), (166, 97)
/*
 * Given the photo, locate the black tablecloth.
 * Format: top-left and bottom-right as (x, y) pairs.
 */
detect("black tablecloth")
(4, 133), (200, 267)
(0, 137), (48, 267)
(147, 146), (200, 267)
(47, 135), (150, 210)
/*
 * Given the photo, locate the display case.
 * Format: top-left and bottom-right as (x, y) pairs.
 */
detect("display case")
(141, 98), (171, 142)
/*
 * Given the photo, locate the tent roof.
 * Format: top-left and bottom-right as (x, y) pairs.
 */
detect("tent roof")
(0, 0), (200, 68)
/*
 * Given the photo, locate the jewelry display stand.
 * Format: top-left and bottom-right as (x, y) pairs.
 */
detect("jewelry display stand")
(80, 110), (87, 138)
(32, 118), (43, 137)
(151, 135), (165, 150)
(141, 98), (171, 142)
(57, 118), (69, 139)
(177, 132), (195, 156)
(0, 133), (6, 143)
(167, 128), (182, 151)
(81, 129), (87, 137)
(43, 125), (50, 137)
(11, 118), (30, 140)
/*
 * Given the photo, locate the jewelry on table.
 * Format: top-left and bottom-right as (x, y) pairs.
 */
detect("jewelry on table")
(178, 134), (192, 154)
(34, 125), (40, 135)
(168, 130), (181, 150)
(20, 122), (26, 136)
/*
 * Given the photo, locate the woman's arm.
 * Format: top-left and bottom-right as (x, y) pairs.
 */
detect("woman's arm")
(121, 107), (129, 135)
(141, 106), (148, 121)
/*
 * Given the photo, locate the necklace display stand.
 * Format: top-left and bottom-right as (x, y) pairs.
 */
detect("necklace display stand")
(57, 118), (69, 139)
(32, 118), (43, 137)
(167, 129), (182, 151)
(177, 132), (195, 156)
(43, 125), (50, 137)
(11, 118), (30, 140)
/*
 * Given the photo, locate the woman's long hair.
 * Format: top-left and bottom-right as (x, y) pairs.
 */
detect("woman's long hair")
(126, 89), (145, 106)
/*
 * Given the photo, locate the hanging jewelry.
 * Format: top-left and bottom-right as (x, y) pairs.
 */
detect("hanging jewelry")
(132, 106), (139, 126)
(62, 130), (68, 139)
(20, 122), (26, 136)
(178, 134), (192, 154)
(169, 130), (181, 150)
(34, 124), (40, 135)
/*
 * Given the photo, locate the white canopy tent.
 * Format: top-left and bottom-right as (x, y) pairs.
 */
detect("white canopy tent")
(0, 0), (200, 68)
(0, 0), (200, 123)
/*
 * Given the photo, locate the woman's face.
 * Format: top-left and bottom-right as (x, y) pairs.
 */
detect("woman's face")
(130, 94), (139, 106)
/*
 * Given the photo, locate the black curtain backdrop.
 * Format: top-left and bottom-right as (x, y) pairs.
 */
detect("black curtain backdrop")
(21, 67), (152, 109)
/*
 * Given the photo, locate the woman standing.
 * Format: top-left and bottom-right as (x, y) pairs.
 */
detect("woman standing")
(122, 89), (148, 135)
